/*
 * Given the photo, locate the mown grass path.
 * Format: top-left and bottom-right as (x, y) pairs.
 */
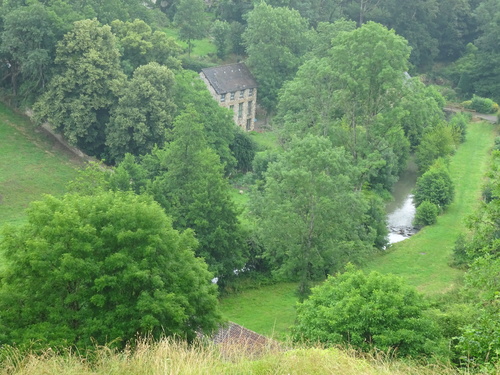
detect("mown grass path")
(364, 120), (497, 294)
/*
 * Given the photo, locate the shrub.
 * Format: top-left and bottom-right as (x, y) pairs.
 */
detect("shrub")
(464, 95), (497, 114)
(448, 112), (468, 144)
(293, 266), (445, 357)
(414, 161), (455, 209)
(413, 200), (439, 227)
(415, 124), (455, 173)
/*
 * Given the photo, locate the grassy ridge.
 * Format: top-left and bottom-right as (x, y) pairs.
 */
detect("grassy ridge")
(0, 104), (82, 226)
(364, 121), (496, 294)
(0, 338), (463, 375)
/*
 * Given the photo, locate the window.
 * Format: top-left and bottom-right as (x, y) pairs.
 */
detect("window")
(247, 101), (252, 117)
(230, 92), (235, 100)
(238, 103), (243, 118)
(220, 93), (226, 102)
(246, 119), (252, 131)
(249, 88), (254, 97)
(230, 105), (234, 110)
(239, 90), (245, 99)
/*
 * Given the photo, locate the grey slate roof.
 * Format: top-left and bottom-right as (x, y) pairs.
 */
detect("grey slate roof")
(201, 63), (257, 94)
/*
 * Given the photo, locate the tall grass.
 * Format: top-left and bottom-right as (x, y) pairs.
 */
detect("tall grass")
(0, 338), (466, 375)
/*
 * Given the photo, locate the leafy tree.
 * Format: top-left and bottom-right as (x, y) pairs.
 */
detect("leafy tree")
(275, 22), (411, 189)
(148, 106), (246, 283)
(293, 266), (444, 357)
(110, 19), (182, 75)
(252, 135), (375, 298)
(456, 256), (500, 367)
(448, 112), (469, 144)
(215, 0), (253, 24)
(433, 0), (474, 61)
(289, 0), (345, 26)
(105, 62), (176, 163)
(229, 129), (257, 173)
(243, 2), (311, 111)
(400, 81), (445, 150)
(415, 124), (456, 172)
(413, 200), (439, 227)
(34, 19), (126, 158)
(211, 20), (231, 60)
(414, 161), (455, 210)
(173, 71), (237, 174)
(0, 191), (221, 349)
(174, 0), (207, 57)
(0, 2), (64, 100)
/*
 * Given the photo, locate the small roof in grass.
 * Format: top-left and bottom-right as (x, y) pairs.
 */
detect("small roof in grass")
(201, 63), (257, 94)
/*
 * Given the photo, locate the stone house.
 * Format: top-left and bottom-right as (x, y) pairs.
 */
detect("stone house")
(200, 63), (257, 131)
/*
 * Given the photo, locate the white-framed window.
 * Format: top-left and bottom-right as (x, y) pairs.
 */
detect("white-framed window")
(220, 93), (226, 102)
(247, 101), (252, 117)
(249, 88), (254, 97)
(238, 103), (243, 118)
(230, 92), (235, 100)
(239, 90), (245, 99)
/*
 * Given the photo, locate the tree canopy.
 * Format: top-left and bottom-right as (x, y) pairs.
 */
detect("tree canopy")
(252, 135), (376, 298)
(293, 266), (444, 357)
(0, 191), (221, 349)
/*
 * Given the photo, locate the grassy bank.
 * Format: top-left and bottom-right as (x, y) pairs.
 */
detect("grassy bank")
(220, 282), (297, 339)
(0, 338), (464, 375)
(0, 104), (82, 226)
(364, 120), (497, 294)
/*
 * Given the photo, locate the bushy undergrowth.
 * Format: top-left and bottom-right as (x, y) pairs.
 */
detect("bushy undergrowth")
(0, 338), (466, 375)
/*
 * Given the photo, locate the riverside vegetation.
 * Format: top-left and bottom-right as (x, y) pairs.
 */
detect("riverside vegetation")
(0, 0), (500, 373)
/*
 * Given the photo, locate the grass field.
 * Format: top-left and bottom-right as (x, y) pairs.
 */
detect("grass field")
(0, 104), (82, 226)
(219, 282), (298, 339)
(162, 27), (216, 58)
(364, 120), (497, 294)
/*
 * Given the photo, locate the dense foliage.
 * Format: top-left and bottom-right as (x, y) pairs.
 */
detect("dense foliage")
(0, 191), (220, 349)
(0, 0), (498, 366)
(293, 266), (444, 357)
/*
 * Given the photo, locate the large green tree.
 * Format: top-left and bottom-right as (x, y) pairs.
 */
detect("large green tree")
(34, 19), (126, 158)
(0, 1), (68, 100)
(105, 62), (176, 163)
(252, 135), (375, 298)
(147, 106), (246, 283)
(173, 0), (207, 57)
(173, 71), (237, 174)
(0, 191), (220, 349)
(243, 2), (311, 111)
(293, 266), (444, 357)
(110, 19), (182, 76)
(275, 22), (412, 190)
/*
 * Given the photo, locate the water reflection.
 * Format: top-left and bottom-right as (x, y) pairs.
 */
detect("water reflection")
(386, 160), (418, 244)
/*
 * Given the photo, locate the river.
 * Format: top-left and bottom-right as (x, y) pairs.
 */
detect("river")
(386, 159), (418, 244)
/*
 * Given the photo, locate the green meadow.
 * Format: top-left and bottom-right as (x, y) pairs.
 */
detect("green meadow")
(0, 104), (82, 226)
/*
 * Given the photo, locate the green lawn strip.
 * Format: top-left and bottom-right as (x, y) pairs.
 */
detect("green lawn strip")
(0, 103), (82, 226)
(248, 130), (280, 151)
(162, 27), (216, 57)
(219, 282), (298, 339)
(364, 121), (496, 295)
